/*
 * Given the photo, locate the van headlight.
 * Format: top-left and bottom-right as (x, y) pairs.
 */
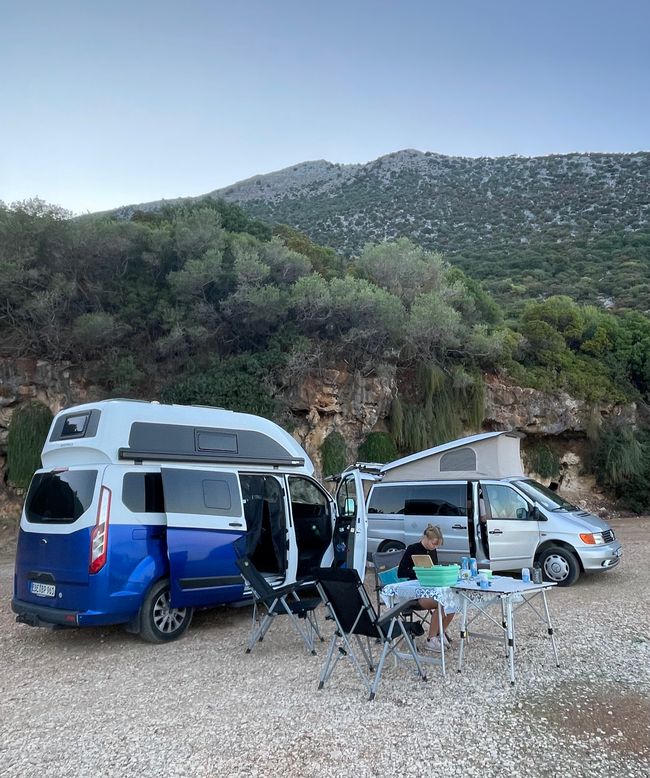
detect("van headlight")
(579, 532), (605, 545)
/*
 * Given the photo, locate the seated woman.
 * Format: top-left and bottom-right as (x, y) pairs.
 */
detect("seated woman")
(397, 524), (455, 653)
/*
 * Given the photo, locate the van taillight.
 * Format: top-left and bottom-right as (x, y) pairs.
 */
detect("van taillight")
(89, 486), (111, 574)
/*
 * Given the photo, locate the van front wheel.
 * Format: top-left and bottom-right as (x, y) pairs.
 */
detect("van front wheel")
(139, 579), (193, 643)
(538, 546), (580, 587)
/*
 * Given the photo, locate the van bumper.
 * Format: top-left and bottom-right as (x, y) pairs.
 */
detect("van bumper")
(577, 541), (623, 572)
(11, 598), (130, 628)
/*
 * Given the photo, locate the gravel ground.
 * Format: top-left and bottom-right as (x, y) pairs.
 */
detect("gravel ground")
(1, 517), (649, 778)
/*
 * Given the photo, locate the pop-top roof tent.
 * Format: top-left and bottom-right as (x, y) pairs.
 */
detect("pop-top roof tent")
(41, 399), (313, 474)
(379, 431), (525, 482)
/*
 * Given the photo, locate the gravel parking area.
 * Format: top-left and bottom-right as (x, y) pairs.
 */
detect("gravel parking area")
(1, 517), (649, 778)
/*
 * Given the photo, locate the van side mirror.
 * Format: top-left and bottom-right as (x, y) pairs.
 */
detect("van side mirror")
(531, 506), (546, 522)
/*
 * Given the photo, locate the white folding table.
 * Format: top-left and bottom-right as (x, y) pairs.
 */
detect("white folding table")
(452, 576), (560, 685)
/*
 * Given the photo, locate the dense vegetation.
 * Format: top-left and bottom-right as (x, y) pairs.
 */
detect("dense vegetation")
(6, 401), (53, 488)
(2, 196), (650, 506)
(202, 150), (650, 312)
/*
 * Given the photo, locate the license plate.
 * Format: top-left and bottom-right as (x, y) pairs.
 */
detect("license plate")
(30, 581), (56, 598)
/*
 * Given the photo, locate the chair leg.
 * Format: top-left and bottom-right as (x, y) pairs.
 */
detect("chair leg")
(281, 600), (317, 654)
(247, 611), (274, 652)
(318, 633), (341, 689)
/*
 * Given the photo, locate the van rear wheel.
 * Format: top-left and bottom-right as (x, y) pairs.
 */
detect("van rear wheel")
(379, 540), (405, 554)
(538, 546), (580, 587)
(139, 579), (193, 643)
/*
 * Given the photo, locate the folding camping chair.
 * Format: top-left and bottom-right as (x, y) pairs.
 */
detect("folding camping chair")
(236, 557), (323, 655)
(314, 567), (428, 701)
(371, 549), (406, 612)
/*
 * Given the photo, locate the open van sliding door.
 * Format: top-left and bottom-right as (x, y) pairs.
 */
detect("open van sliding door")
(479, 481), (540, 570)
(162, 468), (246, 608)
(326, 470), (369, 580)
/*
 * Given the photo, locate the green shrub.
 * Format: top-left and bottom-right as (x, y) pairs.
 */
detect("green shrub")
(320, 432), (348, 477)
(357, 432), (398, 463)
(591, 422), (645, 489)
(6, 401), (53, 488)
(160, 351), (285, 418)
(524, 442), (561, 479)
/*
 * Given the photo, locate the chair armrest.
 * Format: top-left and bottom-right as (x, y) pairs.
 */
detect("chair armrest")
(377, 598), (420, 628)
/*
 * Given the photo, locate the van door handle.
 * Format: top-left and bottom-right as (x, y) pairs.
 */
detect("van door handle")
(229, 522), (243, 528)
(451, 524), (467, 530)
(489, 529), (503, 535)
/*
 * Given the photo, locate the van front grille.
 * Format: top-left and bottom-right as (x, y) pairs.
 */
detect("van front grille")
(602, 529), (615, 543)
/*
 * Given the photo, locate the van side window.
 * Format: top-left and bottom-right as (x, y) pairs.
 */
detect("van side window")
(123, 473), (165, 513)
(484, 484), (530, 520)
(368, 484), (465, 516)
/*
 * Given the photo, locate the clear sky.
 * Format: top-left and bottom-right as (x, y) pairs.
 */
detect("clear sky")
(1, 0), (648, 213)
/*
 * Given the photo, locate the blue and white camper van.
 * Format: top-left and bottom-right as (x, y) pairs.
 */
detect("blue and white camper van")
(12, 400), (368, 643)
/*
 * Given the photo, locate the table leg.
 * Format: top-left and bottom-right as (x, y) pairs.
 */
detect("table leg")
(541, 589), (560, 667)
(457, 596), (468, 674)
(505, 596), (516, 686)
(500, 596), (508, 657)
(438, 604), (446, 677)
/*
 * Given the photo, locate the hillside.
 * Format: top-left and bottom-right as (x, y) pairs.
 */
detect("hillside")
(119, 150), (650, 311)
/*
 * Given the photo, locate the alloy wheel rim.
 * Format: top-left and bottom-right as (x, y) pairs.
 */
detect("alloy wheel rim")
(153, 590), (187, 633)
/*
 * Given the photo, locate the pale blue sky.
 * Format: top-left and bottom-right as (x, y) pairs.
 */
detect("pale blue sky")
(1, 0), (648, 213)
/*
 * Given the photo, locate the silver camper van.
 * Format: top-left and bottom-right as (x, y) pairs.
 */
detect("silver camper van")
(366, 432), (622, 586)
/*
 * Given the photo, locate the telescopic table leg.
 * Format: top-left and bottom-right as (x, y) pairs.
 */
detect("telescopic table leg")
(438, 603), (446, 677)
(457, 596), (469, 674)
(541, 589), (560, 667)
(505, 596), (516, 686)
(500, 596), (509, 658)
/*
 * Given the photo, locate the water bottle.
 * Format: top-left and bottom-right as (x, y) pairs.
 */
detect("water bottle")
(521, 567), (531, 583)
(532, 567), (543, 584)
(479, 572), (490, 590)
(461, 556), (469, 570)
(470, 558), (478, 577)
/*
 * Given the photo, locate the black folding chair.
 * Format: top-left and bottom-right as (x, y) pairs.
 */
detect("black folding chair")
(236, 557), (323, 655)
(314, 567), (428, 701)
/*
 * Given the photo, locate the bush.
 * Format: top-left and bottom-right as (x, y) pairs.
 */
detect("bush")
(6, 401), (53, 488)
(320, 432), (348, 477)
(160, 351), (285, 418)
(357, 432), (398, 463)
(524, 442), (561, 479)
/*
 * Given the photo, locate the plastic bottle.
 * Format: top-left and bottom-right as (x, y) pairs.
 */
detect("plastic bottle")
(470, 558), (478, 577)
(521, 567), (531, 583)
(479, 572), (490, 590)
(461, 556), (469, 570)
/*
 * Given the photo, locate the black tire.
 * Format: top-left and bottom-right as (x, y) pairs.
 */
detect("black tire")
(538, 546), (581, 587)
(378, 540), (405, 554)
(139, 578), (193, 644)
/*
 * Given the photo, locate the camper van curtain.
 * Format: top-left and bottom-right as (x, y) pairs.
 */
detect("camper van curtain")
(239, 475), (286, 572)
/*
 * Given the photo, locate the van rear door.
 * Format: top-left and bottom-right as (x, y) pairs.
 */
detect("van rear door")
(162, 467), (246, 608)
(14, 467), (101, 612)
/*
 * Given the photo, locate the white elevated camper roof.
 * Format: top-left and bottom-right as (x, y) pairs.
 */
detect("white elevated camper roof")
(379, 431), (524, 482)
(41, 399), (314, 475)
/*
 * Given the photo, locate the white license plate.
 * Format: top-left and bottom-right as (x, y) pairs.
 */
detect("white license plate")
(30, 581), (56, 598)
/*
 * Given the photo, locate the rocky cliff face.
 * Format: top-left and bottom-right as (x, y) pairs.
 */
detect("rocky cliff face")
(0, 358), (629, 518)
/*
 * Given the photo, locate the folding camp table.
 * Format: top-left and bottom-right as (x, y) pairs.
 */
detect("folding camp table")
(381, 580), (463, 676)
(452, 576), (560, 685)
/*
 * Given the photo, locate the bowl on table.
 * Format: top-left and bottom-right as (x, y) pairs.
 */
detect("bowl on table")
(413, 564), (460, 587)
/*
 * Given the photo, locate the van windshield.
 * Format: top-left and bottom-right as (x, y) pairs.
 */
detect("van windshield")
(25, 470), (98, 524)
(514, 479), (578, 512)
